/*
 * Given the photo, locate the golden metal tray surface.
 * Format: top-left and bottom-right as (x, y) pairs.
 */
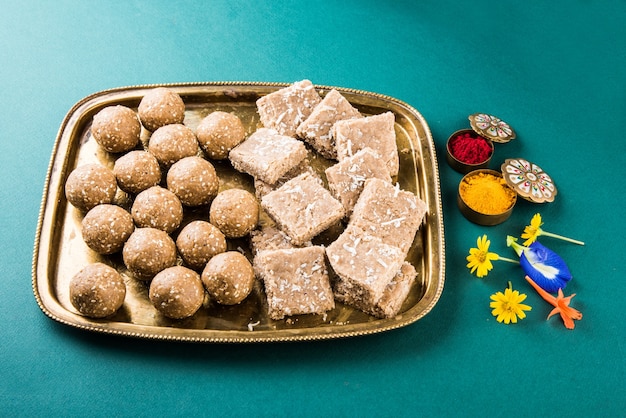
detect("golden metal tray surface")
(32, 82), (445, 343)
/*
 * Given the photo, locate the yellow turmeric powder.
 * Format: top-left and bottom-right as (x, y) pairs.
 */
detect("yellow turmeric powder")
(459, 172), (516, 214)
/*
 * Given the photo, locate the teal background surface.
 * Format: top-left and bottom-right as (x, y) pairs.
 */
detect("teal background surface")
(1, 1), (624, 416)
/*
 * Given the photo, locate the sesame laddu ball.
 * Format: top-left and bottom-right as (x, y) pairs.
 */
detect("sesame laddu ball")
(113, 150), (162, 195)
(138, 87), (185, 132)
(148, 124), (199, 166)
(196, 111), (246, 160)
(176, 220), (227, 271)
(209, 188), (259, 238)
(81, 204), (134, 254)
(69, 263), (126, 318)
(131, 186), (183, 234)
(122, 227), (177, 280)
(65, 164), (118, 212)
(91, 105), (141, 153)
(166, 156), (219, 207)
(201, 251), (255, 305)
(149, 266), (205, 319)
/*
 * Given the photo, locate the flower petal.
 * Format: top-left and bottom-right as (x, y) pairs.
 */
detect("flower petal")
(558, 310), (576, 329)
(485, 252), (499, 262)
(554, 306), (579, 328)
(477, 235), (490, 250)
(526, 276), (582, 330)
(521, 213), (543, 245)
(520, 241), (572, 292)
(490, 292), (504, 302)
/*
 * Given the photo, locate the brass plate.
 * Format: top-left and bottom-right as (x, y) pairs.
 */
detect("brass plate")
(32, 82), (445, 343)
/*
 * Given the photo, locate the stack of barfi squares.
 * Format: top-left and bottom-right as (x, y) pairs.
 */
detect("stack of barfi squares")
(228, 80), (427, 320)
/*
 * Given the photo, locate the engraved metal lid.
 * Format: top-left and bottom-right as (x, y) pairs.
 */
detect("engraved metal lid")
(500, 158), (557, 203)
(469, 113), (516, 143)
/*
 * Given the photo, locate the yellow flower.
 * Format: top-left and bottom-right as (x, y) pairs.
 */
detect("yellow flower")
(466, 235), (518, 278)
(521, 213), (543, 246)
(467, 235), (499, 277)
(521, 213), (585, 246)
(490, 283), (532, 324)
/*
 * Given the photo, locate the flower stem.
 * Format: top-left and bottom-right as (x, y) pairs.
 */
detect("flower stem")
(497, 256), (520, 264)
(541, 231), (585, 246)
(506, 235), (524, 256)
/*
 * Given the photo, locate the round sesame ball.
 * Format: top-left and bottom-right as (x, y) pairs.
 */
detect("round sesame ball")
(122, 227), (177, 280)
(201, 251), (255, 305)
(69, 263), (126, 318)
(149, 266), (205, 319)
(65, 164), (118, 212)
(209, 188), (259, 238)
(166, 156), (219, 207)
(113, 150), (162, 195)
(176, 220), (227, 271)
(91, 105), (141, 153)
(81, 204), (134, 254)
(148, 124), (199, 166)
(131, 186), (183, 234)
(138, 87), (185, 132)
(196, 111), (246, 160)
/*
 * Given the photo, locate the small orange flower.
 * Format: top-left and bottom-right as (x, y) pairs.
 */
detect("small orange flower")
(525, 275), (583, 329)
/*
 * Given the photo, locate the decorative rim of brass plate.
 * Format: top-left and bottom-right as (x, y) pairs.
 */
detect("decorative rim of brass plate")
(32, 81), (445, 343)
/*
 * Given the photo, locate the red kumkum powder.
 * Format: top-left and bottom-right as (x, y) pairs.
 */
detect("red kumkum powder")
(449, 132), (492, 164)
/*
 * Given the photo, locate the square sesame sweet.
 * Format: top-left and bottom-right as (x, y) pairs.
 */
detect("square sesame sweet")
(325, 147), (392, 215)
(326, 225), (405, 308)
(249, 225), (310, 257)
(256, 80), (322, 137)
(261, 172), (345, 246)
(228, 128), (308, 185)
(349, 178), (427, 256)
(254, 246), (335, 320)
(253, 156), (318, 199)
(333, 111), (399, 176)
(295, 89), (362, 159)
(334, 261), (417, 318)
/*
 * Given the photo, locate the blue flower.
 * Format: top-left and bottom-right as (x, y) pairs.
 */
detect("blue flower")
(506, 236), (572, 292)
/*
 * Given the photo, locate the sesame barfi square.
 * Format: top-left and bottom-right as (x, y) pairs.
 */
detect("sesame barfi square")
(249, 225), (310, 256)
(253, 156), (318, 199)
(326, 225), (405, 307)
(333, 111), (399, 176)
(256, 80), (322, 137)
(261, 172), (345, 246)
(334, 261), (417, 318)
(228, 128), (307, 184)
(374, 262), (417, 318)
(325, 147), (392, 215)
(254, 246), (335, 320)
(349, 178), (427, 256)
(295, 89), (362, 159)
